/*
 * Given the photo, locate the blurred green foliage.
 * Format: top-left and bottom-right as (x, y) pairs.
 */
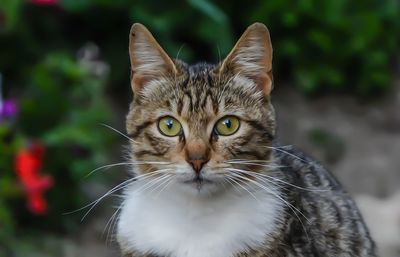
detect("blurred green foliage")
(1, 0), (398, 98)
(249, 0), (400, 95)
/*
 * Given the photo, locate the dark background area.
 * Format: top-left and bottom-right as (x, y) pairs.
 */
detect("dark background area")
(0, 0), (399, 256)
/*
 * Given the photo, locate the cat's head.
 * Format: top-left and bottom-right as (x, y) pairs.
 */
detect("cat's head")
(126, 23), (276, 195)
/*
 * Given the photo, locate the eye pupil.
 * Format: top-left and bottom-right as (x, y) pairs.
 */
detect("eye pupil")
(166, 119), (173, 129)
(224, 119), (232, 128)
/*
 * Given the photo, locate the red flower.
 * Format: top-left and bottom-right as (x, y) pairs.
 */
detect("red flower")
(14, 142), (54, 215)
(29, 0), (59, 5)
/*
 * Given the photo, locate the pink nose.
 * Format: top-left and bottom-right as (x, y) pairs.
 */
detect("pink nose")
(185, 139), (210, 173)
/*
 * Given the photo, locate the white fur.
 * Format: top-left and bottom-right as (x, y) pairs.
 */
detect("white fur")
(117, 179), (282, 257)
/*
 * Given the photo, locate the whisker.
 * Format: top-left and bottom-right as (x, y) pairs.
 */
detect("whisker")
(63, 178), (133, 216)
(85, 162), (131, 178)
(175, 43), (185, 60)
(154, 175), (175, 198)
(86, 171), (167, 222)
(135, 172), (172, 194)
(227, 169), (287, 192)
(103, 203), (122, 245)
(85, 161), (172, 178)
(171, 44), (185, 104)
(225, 175), (260, 202)
(224, 177), (242, 194)
(64, 169), (170, 218)
(227, 168), (328, 192)
(227, 169), (311, 224)
(132, 169), (171, 181)
(216, 44), (221, 64)
(256, 174), (328, 192)
(220, 178), (228, 191)
(147, 174), (174, 195)
(79, 177), (137, 221)
(100, 123), (140, 144)
(224, 161), (285, 169)
(265, 145), (307, 163)
(224, 159), (275, 163)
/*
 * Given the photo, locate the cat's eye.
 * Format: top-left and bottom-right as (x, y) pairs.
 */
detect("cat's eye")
(214, 116), (240, 136)
(158, 116), (182, 137)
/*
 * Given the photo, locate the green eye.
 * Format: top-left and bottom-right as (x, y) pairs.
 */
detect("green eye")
(215, 116), (240, 136)
(158, 116), (182, 137)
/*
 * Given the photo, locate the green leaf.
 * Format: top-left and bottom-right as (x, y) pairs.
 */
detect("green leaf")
(186, 0), (228, 25)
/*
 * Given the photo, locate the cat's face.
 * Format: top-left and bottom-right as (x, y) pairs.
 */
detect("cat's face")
(126, 23), (275, 195)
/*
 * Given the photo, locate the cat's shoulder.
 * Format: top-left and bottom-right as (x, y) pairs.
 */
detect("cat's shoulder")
(272, 144), (343, 191)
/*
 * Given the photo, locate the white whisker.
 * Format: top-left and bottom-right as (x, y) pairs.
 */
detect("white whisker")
(85, 162), (131, 178)
(224, 161), (285, 169)
(80, 177), (137, 221)
(154, 175), (175, 198)
(100, 123), (140, 144)
(265, 146), (307, 163)
(147, 174), (174, 195)
(227, 169), (311, 223)
(227, 167), (328, 192)
(255, 172), (327, 192)
(135, 172), (172, 194)
(224, 159), (274, 163)
(103, 203), (122, 245)
(224, 177), (242, 194)
(225, 175), (260, 202)
(85, 161), (172, 178)
(64, 169), (171, 221)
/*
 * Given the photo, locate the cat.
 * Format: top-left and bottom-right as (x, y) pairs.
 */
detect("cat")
(116, 23), (377, 257)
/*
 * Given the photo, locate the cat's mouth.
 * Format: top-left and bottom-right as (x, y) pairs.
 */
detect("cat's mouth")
(182, 175), (213, 188)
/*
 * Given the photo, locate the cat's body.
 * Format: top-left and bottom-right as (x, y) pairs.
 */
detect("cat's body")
(118, 147), (375, 257)
(117, 23), (376, 257)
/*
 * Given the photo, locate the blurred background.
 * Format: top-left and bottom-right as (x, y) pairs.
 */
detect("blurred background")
(0, 0), (399, 256)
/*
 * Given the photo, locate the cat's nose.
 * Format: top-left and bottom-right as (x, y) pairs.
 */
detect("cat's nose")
(188, 159), (208, 173)
(185, 139), (210, 173)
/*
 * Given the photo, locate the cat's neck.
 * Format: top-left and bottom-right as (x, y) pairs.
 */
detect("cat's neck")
(118, 180), (283, 257)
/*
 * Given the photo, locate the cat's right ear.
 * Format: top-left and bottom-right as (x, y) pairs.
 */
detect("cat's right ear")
(129, 23), (177, 94)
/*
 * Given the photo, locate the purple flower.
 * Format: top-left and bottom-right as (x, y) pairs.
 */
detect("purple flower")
(0, 99), (18, 119)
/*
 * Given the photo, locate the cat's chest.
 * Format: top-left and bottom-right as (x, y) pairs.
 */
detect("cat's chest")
(117, 184), (282, 257)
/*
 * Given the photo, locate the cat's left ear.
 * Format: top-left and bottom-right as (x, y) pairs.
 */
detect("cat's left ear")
(218, 23), (273, 95)
(129, 23), (177, 94)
